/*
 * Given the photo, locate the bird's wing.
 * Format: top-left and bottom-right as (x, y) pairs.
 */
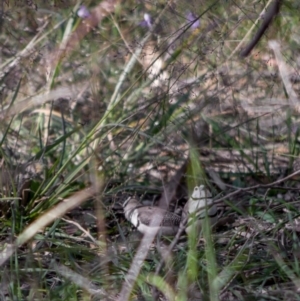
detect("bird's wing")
(195, 204), (218, 219)
(137, 207), (181, 227)
(136, 207), (162, 226)
(161, 210), (181, 227)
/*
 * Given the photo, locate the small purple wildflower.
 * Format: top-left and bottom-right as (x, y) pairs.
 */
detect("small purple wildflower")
(77, 5), (91, 19)
(139, 13), (153, 29)
(186, 11), (200, 29)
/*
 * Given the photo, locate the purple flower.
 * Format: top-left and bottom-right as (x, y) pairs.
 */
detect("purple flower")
(186, 11), (200, 29)
(139, 13), (153, 29)
(77, 5), (91, 19)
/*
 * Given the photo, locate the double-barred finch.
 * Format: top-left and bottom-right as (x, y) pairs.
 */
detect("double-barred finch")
(181, 185), (218, 234)
(123, 197), (181, 236)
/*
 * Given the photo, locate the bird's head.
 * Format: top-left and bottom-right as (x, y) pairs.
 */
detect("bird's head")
(123, 197), (140, 219)
(191, 185), (212, 200)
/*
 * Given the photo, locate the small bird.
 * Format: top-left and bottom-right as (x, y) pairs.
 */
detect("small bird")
(123, 197), (181, 236)
(182, 185), (218, 234)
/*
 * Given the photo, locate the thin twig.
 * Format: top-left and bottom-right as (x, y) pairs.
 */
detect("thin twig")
(214, 169), (300, 205)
